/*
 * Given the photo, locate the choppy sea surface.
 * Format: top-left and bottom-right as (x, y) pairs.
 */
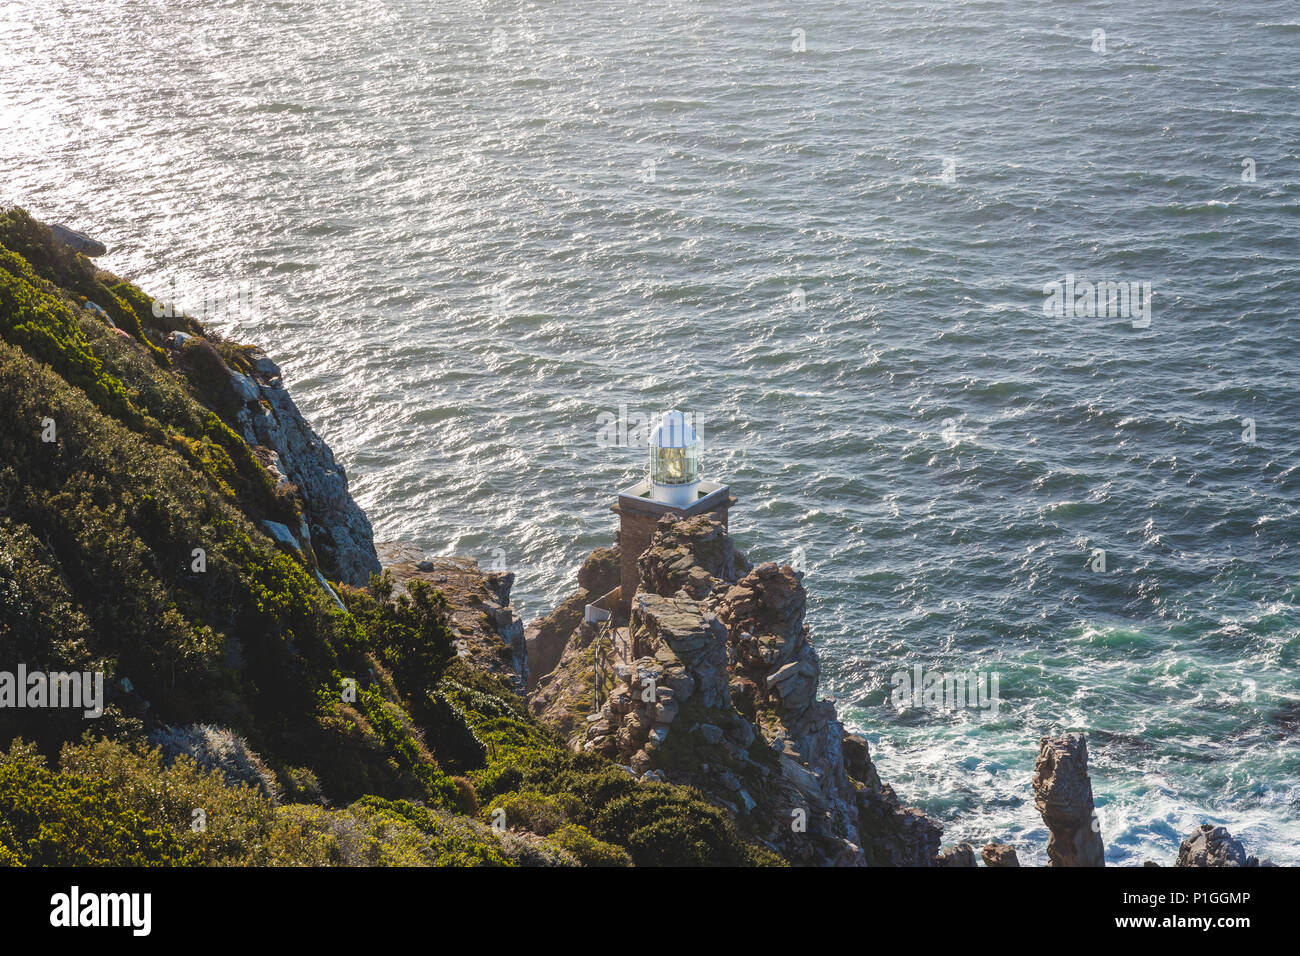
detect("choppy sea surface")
(2, 0), (1297, 864)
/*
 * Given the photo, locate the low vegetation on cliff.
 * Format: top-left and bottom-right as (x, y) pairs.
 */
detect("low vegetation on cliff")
(0, 209), (777, 866)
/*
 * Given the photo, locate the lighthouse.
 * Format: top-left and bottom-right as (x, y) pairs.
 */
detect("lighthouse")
(648, 409), (700, 506)
(599, 409), (736, 618)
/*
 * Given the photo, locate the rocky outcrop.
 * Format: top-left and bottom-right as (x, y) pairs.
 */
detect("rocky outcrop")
(240, 347), (379, 587)
(49, 222), (107, 257)
(377, 543), (527, 694)
(528, 513), (943, 866)
(981, 842), (1020, 867)
(1032, 733), (1105, 867)
(525, 593), (586, 691)
(578, 544), (621, 596)
(637, 516), (749, 599)
(168, 332), (381, 586)
(524, 546), (619, 690)
(1176, 824), (1271, 868)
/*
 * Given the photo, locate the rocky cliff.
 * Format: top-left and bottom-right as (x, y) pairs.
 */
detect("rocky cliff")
(159, 332), (380, 588)
(224, 346), (380, 587)
(529, 513), (942, 866)
(524, 545), (620, 691)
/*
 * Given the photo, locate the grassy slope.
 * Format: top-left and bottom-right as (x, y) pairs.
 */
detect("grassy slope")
(0, 209), (778, 866)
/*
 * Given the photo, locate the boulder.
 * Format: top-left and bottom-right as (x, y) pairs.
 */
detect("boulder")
(937, 843), (977, 867)
(1176, 824), (1268, 867)
(49, 223), (107, 257)
(577, 545), (620, 596)
(981, 842), (1020, 867)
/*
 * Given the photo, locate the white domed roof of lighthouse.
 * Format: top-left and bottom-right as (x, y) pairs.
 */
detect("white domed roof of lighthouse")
(649, 409), (697, 449)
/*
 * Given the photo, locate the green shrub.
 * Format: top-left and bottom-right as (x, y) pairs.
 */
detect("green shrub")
(542, 824), (632, 867)
(181, 337), (240, 418)
(481, 790), (583, 837)
(450, 776), (479, 816)
(279, 765), (325, 804)
(419, 692), (486, 773)
(0, 741), (196, 866)
(57, 737), (281, 865)
(344, 575), (455, 702)
(343, 797), (513, 866)
(593, 783), (760, 867)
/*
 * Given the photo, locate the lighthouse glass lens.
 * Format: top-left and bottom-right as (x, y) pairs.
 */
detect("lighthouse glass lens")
(651, 445), (698, 485)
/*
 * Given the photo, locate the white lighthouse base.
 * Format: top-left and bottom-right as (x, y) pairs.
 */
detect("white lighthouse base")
(650, 480), (699, 507)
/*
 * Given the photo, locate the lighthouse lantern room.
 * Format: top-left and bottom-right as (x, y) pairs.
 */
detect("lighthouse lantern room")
(648, 409), (700, 506)
(601, 409), (737, 617)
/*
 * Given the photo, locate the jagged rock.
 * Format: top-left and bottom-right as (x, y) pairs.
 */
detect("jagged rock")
(981, 842), (1020, 867)
(855, 785), (942, 867)
(236, 354), (380, 585)
(717, 563), (807, 647)
(638, 514), (749, 598)
(228, 369), (261, 402)
(1032, 733), (1105, 867)
(526, 514), (943, 867)
(766, 655), (818, 711)
(840, 732), (939, 866)
(250, 352), (281, 378)
(937, 843), (977, 866)
(1176, 824), (1268, 867)
(841, 733), (883, 792)
(632, 593), (731, 709)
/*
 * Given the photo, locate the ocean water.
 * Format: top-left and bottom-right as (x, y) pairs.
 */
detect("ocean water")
(2, 0), (1297, 864)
